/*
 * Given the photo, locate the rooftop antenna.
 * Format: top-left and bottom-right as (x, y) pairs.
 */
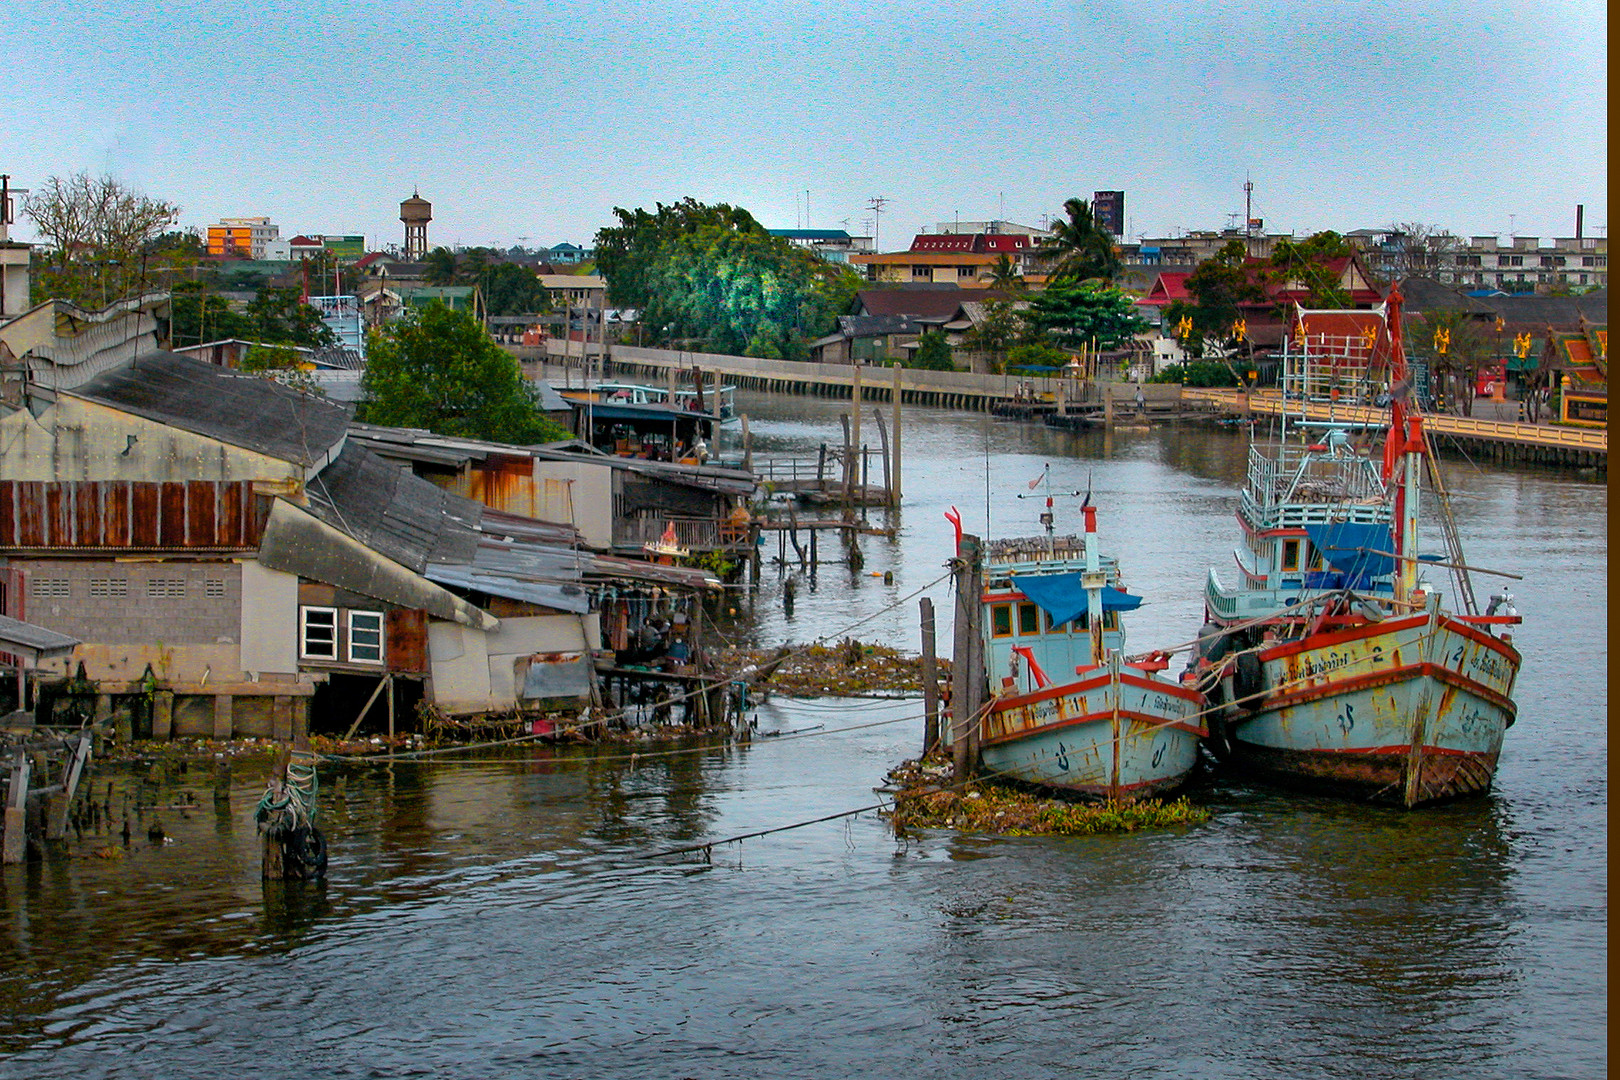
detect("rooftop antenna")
(1244, 174), (1254, 256)
(866, 196), (888, 252)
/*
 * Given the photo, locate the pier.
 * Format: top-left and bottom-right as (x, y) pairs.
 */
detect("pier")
(579, 345), (1607, 473)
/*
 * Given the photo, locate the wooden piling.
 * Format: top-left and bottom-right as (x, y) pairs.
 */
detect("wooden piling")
(890, 362), (903, 506)
(4, 749), (31, 863)
(951, 534), (985, 781)
(920, 597), (939, 755)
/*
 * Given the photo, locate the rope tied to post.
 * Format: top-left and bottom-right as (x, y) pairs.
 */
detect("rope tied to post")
(254, 750), (320, 838)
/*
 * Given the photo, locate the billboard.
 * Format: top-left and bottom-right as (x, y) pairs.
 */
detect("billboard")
(1092, 190), (1125, 237)
(321, 234), (366, 259)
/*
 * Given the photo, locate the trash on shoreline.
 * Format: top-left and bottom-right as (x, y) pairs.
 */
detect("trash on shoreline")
(712, 639), (945, 698)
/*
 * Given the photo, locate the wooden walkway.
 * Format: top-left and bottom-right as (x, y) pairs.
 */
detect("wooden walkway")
(1182, 389), (1606, 469)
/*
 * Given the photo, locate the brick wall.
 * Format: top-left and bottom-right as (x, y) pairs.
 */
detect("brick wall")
(18, 558), (243, 646)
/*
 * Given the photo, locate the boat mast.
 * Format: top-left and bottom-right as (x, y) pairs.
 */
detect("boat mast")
(1082, 505), (1106, 665)
(1382, 287), (1424, 605)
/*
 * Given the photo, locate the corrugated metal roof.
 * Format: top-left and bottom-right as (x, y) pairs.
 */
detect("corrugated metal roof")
(0, 614), (80, 659)
(71, 352), (352, 468)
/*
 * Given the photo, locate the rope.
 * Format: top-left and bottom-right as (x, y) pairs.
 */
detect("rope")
(254, 750), (321, 837)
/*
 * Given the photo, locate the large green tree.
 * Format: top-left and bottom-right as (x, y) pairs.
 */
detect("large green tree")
(478, 261), (550, 317)
(595, 199), (858, 358)
(245, 287), (338, 349)
(358, 302), (569, 443)
(1263, 230), (1354, 307)
(595, 199), (762, 311)
(1023, 281), (1146, 349)
(1039, 197), (1121, 284)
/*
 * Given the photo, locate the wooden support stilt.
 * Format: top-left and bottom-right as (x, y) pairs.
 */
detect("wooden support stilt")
(343, 674), (392, 741)
(3, 749), (31, 863)
(951, 534), (984, 781)
(920, 597), (939, 755)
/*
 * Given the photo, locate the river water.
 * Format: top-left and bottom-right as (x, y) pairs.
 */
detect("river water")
(0, 392), (1606, 1079)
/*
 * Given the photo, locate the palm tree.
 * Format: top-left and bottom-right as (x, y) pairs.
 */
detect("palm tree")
(988, 253), (1027, 294)
(1040, 197), (1121, 284)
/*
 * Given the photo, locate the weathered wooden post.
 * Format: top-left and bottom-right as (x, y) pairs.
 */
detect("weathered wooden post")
(920, 597), (939, 755)
(950, 534), (984, 781)
(872, 407), (891, 502)
(890, 361), (903, 506)
(3, 749), (31, 864)
(1103, 383), (1115, 427)
(850, 364), (863, 503)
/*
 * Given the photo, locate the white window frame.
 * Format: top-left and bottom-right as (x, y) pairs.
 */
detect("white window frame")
(300, 606), (338, 660)
(347, 610), (384, 665)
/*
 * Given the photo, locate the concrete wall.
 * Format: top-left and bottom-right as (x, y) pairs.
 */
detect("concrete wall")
(240, 559), (299, 677)
(427, 614), (591, 715)
(0, 395), (305, 487)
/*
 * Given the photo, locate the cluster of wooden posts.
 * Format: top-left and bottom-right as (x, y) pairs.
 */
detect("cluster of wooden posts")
(915, 534), (987, 781)
(3, 732), (96, 863)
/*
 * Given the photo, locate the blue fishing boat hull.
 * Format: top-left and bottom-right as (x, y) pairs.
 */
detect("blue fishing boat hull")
(981, 659), (1206, 801)
(1213, 611), (1520, 806)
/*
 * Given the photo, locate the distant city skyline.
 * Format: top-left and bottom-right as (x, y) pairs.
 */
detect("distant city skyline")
(1, 0), (1606, 254)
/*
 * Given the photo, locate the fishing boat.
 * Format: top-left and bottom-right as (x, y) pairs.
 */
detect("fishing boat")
(977, 485), (1205, 801)
(1194, 290), (1522, 807)
(559, 382), (671, 406)
(674, 383), (736, 420)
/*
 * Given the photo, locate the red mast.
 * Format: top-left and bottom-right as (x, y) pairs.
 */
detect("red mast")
(1381, 286), (1425, 602)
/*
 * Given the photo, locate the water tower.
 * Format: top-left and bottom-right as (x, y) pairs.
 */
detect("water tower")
(400, 191), (431, 260)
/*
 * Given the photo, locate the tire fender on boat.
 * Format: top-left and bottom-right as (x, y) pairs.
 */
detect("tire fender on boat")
(1234, 650), (1266, 706)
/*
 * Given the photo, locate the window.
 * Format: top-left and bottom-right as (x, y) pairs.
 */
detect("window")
(1281, 539), (1301, 571)
(348, 610), (384, 664)
(300, 606), (338, 660)
(146, 578), (185, 598)
(89, 578), (127, 598)
(1307, 543), (1324, 570)
(1017, 602), (1041, 635)
(205, 578), (225, 598)
(32, 577), (70, 597)
(991, 604), (1013, 637)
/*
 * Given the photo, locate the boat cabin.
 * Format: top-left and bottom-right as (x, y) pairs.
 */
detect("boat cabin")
(981, 535), (1132, 695)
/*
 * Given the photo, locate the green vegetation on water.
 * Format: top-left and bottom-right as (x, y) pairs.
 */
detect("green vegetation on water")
(890, 778), (1210, 837)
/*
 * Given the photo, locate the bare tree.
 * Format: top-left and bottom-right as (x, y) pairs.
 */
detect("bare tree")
(24, 172), (181, 308)
(1381, 222), (1459, 280)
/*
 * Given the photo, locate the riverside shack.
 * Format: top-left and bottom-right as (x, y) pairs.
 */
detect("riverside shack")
(0, 352), (716, 739)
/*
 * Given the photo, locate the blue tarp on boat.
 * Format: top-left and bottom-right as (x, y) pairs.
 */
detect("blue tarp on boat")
(1011, 573), (1144, 626)
(1304, 522), (1395, 589)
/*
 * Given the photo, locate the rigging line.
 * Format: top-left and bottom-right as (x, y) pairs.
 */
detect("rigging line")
(322, 704), (932, 766)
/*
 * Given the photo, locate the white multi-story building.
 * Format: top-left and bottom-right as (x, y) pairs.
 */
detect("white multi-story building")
(1435, 236), (1607, 292)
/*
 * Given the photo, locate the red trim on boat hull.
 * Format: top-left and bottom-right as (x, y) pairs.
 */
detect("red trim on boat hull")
(1226, 741), (1499, 806)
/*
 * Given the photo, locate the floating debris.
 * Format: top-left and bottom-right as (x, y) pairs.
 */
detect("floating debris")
(712, 639), (945, 698)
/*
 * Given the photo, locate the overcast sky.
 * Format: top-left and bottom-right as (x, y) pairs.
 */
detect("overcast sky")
(2, 0), (1607, 252)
